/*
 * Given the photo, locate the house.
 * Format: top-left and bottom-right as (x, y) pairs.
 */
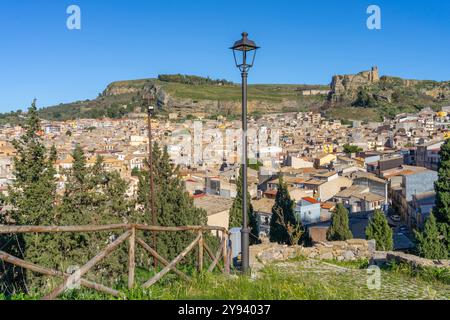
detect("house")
(390, 167), (438, 226)
(367, 156), (404, 177)
(193, 195), (233, 235)
(55, 154), (74, 172)
(295, 197), (321, 225)
(333, 185), (385, 214)
(184, 176), (205, 195)
(125, 154), (146, 171)
(416, 140), (445, 171)
(314, 154), (336, 169)
(348, 171), (389, 208)
(0, 142), (16, 157)
(408, 191), (436, 230)
(285, 155), (314, 169)
(252, 198), (275, 237)
(304, 175), (353, 202)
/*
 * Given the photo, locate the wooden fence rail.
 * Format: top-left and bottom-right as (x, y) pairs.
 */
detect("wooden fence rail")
(0, 224), (231, 300)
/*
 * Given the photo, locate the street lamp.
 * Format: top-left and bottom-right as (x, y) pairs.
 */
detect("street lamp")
(146, 98), (157, 269)
(230, 32), (260, 273)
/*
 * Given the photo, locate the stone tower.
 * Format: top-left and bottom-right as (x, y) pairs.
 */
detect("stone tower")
(370, 66), (380, 83)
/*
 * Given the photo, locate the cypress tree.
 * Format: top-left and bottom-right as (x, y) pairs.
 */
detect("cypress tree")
(57, 149), (135, 286)
(3, 100), (59, 292)
(414, 213), (448, 259)
(414, 139), (450, 259)
(365, 209), (394, 251)
(327, 204), (353, 241)
(434, 139), (450, 225)
(137, 143), (209, 262)
(269, 177), (302, 245)
(229, 166), (260, 245)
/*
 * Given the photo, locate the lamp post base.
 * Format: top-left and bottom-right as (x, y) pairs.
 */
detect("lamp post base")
(241, 227), (250, 274)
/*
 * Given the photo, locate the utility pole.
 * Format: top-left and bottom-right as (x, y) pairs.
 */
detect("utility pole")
(147, 96), (157, 269)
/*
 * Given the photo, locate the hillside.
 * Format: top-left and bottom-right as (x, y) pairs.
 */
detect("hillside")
(1, 71), (449, 124)
(36, 77), (329, 122)
(323, 67), (450, 121)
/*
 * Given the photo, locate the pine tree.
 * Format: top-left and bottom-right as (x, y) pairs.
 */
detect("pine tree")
(414, 214), (448, 259)
(366, 209), (394, 251)
(269, 177), (302, 245)
(229, 166), (260, 244)
(3, 100), (59, 292)
(327, 204), (353, 241)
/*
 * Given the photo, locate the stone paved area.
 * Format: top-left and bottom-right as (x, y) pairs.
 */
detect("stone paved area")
(258, 259), (450, 300)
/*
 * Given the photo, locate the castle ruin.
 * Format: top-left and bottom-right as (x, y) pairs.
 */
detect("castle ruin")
(331, 66), (380, 96)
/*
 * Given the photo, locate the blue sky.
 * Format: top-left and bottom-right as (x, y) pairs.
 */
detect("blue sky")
(0, 0), (449, 112)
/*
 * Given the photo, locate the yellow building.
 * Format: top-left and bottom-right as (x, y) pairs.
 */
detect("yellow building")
(314, 153), (337, 168)
(322, 144), (334, 154)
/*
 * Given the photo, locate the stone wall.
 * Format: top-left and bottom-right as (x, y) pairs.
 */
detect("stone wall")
(250, 239), (376, 270)
(381, 251), (450, 269)
(250, 240), (450, 271)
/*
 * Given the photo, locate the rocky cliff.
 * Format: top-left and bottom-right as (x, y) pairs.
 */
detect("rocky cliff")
(102, 79), (327, 116)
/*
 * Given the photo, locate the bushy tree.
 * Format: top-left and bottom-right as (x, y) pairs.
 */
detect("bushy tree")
(366, 209), (394, 251)
(414, 214), (448, 259)
(343, 144), (363, 154)
(229, 166), (260, 245)
(327, 204), (353, 241)
(353, 89), (377, 108)
(137, 143), (209, 262)
(269, 177), (303, 245)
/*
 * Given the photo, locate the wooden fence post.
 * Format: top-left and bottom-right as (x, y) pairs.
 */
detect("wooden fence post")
(43, 230), (131, 300)
(0, 224), (230, 298)
(198, 230), (204, 273)
(128, 226), (136, 289)
(223, 233), (230, 274)
(142, 233), (201, 288)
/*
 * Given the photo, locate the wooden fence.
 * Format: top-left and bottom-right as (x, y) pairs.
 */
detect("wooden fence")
(0, 224), (231, 300)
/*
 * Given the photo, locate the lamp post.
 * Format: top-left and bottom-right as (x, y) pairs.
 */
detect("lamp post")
(146, 97), (157, 269)
(231, 32), (260, 273)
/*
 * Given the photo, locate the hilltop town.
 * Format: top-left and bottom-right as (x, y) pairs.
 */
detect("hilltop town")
(1, 100), (449, 251)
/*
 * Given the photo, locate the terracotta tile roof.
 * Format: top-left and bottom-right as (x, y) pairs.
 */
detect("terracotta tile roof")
(320, 202), (335, 210)
(302, 197), (319, 204)
(264, 189), (278, 196)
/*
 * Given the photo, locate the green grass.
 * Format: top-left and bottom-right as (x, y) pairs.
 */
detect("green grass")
(0, 270), (363, 300)
(383, 262), (450, 286)
(325, 106), (382, 122)
(322, 259), (370, 270)
(2, 260), (449, 300)
(160, 81), (328, 103)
